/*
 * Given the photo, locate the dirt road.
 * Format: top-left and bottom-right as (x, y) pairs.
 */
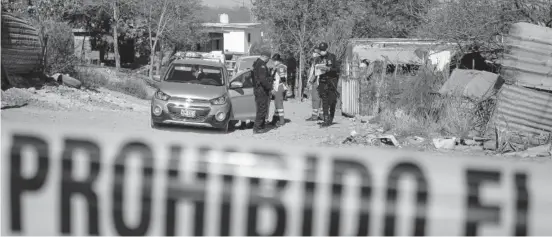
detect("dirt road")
(2, 86), (550, 162)
(1, 86), (353, 147)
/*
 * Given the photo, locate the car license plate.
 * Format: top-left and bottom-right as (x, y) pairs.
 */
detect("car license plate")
(180, 109), (196, 118)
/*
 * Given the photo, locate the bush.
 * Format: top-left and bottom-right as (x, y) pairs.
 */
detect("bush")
(75, 67), (151, 100)
(42, 20), (78, 75)
(361, 63), (490, 137)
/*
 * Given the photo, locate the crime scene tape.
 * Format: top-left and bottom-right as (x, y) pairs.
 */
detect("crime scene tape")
(2, 122), (552, 236)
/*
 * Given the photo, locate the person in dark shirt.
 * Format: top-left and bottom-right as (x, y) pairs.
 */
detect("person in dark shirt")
(316, 42), (339, 127)
(286, 54), (297, 98)
(252, 50), (273, 134)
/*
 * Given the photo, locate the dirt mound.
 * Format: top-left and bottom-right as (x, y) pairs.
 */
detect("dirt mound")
(1, 85), (149, 112)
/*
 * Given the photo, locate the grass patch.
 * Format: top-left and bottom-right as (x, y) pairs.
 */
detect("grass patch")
(361, 64), (493, 138)
(75, 67), (152, 100)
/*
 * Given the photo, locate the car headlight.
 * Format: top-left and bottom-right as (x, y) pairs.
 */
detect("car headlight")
(210, 94), (228, 105)
(155, 90), (170, 101)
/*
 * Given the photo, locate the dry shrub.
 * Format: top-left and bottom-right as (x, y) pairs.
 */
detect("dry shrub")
(42, 21), (78, 75)
(362, 63), (490, 137)
(76, 68), (109, 89)
(75, 67), (151, 100)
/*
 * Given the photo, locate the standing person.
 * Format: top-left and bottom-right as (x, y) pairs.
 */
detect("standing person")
(306, 48), (323, 121)
(316, 42), (339, 127)
(252, 50), (274, 134)
(286, 54), (297, 99)
(269, 53), (288, 127)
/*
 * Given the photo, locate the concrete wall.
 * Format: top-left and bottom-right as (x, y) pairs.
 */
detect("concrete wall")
(73, 35), (92, 62)
(244, 28), (261, 54)
(223, 31), (245, 53)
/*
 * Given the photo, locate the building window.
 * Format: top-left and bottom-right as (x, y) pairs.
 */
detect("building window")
(215, 39), (220, 50)
(248, 33), (251, 43)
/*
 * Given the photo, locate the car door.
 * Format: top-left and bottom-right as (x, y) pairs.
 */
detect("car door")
(228, 70), (256, 120)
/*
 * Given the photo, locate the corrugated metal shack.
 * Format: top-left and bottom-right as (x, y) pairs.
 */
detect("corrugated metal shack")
(341, 38), (453, 117)
(486, 22), (552, 144)
(1, 13), (43, 75)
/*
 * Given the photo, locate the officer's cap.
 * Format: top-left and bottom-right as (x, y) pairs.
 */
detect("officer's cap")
(317, 42), (328, 51)
(271, 53), (282, 61)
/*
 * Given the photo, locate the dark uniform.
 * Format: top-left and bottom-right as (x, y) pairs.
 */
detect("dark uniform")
(252, 54), (273, 134)
(316, 42), (339, 127)
(286, 55), (297, 98)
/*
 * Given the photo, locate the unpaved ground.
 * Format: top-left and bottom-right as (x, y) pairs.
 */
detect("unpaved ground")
(1, 86), (353, 147)
(1, 86), (550, 162)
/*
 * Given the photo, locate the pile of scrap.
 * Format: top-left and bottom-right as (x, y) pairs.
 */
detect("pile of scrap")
(485, 22), (552, 155)
(435, 22), (552, 157)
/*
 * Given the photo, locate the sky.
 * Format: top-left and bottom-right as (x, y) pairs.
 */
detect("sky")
(202, 0), (252, 8)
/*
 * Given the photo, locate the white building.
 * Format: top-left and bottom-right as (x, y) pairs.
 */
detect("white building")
(199, 14), (262, 55)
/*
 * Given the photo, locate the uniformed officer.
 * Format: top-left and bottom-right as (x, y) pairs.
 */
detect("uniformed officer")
(316, 42), (339, 127)
(306, 48), (323, 121)
(252, 50), (273, 134)
(286, 54), (297, 98)
(269, 53), (287, 127)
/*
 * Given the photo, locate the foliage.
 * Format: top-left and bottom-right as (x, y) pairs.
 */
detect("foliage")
(352, 0), (434, 38)
(134, 0), (206, 78)
(76, 67), (152, 99)
(416, 0), (551, 62)
(252, 0), (363, 94)
(361, 65), (480, 137)
(416, 0), (518, 55)
(249, 39), (272, 55)
(42, 21), (78, 75)
(202, 6), (252, 23)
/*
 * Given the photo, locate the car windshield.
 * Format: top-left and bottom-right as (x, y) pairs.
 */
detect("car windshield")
(165, 64), (224, 86)
(237, 57), (258, 70)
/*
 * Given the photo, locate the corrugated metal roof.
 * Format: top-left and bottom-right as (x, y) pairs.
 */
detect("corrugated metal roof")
(500, 22), (552, 91)
(202, 23), (261, 29)
(487, 85), (552, 136)
(439, 69), (499, 101)
(346, 38), (454, 65)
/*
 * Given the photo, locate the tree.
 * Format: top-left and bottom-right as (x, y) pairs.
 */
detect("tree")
(137, 0), (205, 79)
(352, 0), (434, 38)
(252, 0), (359, 96)
(415, 0), (527, 63)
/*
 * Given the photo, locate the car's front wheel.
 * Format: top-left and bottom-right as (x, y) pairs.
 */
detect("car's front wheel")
(151, 119), (160, 129)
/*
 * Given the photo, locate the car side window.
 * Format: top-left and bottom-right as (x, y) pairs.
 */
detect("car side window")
(242, 71), (253, 88)
(234, 71), (253, 88)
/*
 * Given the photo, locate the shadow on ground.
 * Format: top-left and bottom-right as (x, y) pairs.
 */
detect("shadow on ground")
(1, 103), (28, 110)
(153, 118), (294, 134)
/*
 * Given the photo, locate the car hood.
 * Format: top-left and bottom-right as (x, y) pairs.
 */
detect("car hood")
(158, 82), (226, 99)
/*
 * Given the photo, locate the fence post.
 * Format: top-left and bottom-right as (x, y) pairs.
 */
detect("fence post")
(373, 61), (387, 116)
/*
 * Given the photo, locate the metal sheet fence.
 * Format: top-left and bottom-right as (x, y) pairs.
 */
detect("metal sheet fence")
(1, 13), (43, 75)
(341, 77), (360, 116)
(487, 84), (552, 136)
(500, 22), (552, 91)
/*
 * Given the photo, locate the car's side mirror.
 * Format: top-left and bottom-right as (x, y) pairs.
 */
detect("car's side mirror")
(230, 81), (244, 89)
(153, 75), (161, 82)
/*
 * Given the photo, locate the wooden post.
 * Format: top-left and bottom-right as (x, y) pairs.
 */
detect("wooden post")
(393, 62), (399, 80)
(373, 61), (387, 116)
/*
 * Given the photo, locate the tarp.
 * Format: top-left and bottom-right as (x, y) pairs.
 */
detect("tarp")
(438, 69), (499, 101)
(3, 122), (552, 235)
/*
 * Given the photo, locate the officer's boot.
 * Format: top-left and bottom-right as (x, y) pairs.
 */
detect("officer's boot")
(277, 116), (286, 127)
(269, 115), (278, 126)
(320, 115), (331, 128)
(306, 115), (318, 121)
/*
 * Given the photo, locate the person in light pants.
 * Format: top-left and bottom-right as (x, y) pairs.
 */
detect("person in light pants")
(306, 49), (323, 121)
(267, 54), (288, 127)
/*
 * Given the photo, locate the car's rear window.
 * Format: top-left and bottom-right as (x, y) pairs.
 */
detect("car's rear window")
(165, 64), (224, 86)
